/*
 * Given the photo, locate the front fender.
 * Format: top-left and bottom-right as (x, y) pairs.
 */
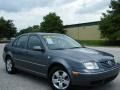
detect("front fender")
(48, 57), (73, 76)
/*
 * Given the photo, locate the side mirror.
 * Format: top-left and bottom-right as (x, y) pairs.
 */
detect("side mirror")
(33, 46), (44, 51)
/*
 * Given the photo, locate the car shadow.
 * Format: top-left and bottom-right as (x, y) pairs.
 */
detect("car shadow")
(71, 82), (114, 90)
(16, 70), (52, 88)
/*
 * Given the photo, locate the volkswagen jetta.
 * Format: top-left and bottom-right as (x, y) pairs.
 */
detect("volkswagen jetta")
(3, 33), (120, 90)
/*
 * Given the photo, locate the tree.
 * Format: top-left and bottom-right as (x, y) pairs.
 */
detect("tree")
(99, 0), (120, 40)
(40, 12), (65, 34)
(17, 25), (40, 35)
(0, 17), (16, 39)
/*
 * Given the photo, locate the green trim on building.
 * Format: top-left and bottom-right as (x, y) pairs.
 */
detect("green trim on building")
(64, 21), (100, 28)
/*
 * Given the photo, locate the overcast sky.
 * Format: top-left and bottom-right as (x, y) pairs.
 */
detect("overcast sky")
(0, 0), (111, 31)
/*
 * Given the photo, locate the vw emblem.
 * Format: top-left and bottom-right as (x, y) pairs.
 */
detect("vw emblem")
(107, 60), (112, 66)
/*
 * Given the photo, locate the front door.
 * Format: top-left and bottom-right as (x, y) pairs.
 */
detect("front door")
(26, 35), (48, 75)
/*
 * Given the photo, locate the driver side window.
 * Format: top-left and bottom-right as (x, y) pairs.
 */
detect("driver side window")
(28, 35), (43, 50)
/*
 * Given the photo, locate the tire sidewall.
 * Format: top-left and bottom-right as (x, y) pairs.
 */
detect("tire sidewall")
(5, 57), (16, 74)
(48, 66), (71, 90)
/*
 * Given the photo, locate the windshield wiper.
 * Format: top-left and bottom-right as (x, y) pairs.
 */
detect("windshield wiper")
(52, 48), (66, 50)
(52, 47), (82, 50)
(69, 47), (81, 49)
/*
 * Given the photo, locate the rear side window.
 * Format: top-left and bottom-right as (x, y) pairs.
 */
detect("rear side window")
(16, 35), (28, 49)
(28, 35), (42, 50)
(12, 39), (18, 47)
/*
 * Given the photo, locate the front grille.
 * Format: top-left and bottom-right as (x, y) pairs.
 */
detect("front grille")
(100, 60), (115, 68)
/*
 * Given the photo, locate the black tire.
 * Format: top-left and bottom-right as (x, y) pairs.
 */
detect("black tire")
(48, 66), (71, 90)
(5, 57), (16, 74)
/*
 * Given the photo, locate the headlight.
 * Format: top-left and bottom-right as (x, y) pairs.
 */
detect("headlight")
(83, 62), (99, 69)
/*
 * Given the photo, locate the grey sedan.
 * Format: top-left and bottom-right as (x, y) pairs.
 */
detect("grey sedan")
(3, 33), (120, 90)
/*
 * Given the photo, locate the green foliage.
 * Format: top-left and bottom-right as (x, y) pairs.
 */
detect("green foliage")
(0, 17), (16, 39)
(0, 40), (10, 43)
(17, 25), (40, 35)
(99, 0), (120, 40)
(77, 40), (105, 46)
(77, 40), (120, 46)
(18, 12), (65, 35)
(40, 12), (65, 34)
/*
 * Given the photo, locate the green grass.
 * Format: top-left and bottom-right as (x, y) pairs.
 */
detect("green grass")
(0, 40), (10, 43)
(78, 40), (105, 46)
(77, 40), (120, 46)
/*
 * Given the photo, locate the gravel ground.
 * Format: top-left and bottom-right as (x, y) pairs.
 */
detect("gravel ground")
(0, 44), (120, 90)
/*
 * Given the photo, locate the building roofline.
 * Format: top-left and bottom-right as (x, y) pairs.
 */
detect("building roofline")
(64, 21), (100, 28)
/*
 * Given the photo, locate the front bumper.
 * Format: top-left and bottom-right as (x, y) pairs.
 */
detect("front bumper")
(71, 63), (120, 86)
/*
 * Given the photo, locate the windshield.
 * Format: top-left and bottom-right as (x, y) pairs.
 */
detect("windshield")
(42, 34), (82, 50)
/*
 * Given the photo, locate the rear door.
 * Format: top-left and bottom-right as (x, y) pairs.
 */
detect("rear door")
(11, 35), (29, 68)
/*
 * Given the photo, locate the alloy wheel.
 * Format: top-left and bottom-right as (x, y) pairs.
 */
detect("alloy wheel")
(52, 70), (70, 90)
(6, 59), (12, 72)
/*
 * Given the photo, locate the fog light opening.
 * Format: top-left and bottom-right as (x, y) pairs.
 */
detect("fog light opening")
(72, 71), (80, 77)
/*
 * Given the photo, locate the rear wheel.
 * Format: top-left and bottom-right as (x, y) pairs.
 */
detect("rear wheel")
(6, 57), (16, 74)
(49, 66), (71, 90)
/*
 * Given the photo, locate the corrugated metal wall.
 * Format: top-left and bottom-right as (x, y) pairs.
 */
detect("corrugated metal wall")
(65, 25), (101, 40)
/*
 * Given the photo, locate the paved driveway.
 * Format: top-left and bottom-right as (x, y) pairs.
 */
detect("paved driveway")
(0, 44), (120, 90)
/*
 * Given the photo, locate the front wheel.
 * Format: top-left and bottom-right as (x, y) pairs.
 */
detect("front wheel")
(49, 66), (71, 90)
(6, 57), (16, 74)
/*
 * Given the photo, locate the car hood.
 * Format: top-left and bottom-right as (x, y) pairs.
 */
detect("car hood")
(51, 48), (114, 62)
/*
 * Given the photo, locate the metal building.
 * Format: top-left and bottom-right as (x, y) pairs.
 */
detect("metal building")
(64, 21), (101, 40)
